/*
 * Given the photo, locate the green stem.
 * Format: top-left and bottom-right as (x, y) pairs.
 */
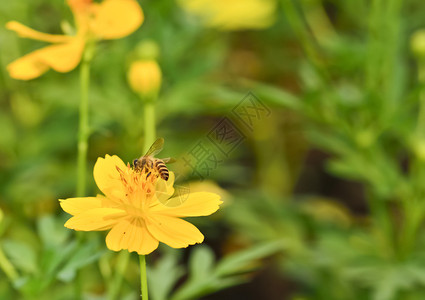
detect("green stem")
(365, 0), (402, 104)
(368, 192), (395, 259)
(400, 197), (423, 259)
(281, 0), (326, 77)
(301, 0), (336, 46)
(0, 246), (18, 281)
(143, 100), (156, 152)
(281, 0), (335, 120)
(402, 58), (425, 259)
(76, 49), (92, 197)
(139, 255), (148, 300)
(137, 90), (157, 300)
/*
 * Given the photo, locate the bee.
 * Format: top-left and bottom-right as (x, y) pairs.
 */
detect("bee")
(133, 138), (175, 181)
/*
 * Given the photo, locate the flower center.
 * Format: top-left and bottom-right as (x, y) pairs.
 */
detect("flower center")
(68, 0), (92, 13)
(115, 163), (161, 211)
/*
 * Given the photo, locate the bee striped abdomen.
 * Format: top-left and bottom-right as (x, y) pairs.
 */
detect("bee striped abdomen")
(155, 159), (169, 181)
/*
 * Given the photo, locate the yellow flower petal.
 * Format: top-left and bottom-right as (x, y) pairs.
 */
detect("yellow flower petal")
(7, 51), (50, 80)
(151, 192), (222, 217)
(187, 180), (230, 201)
(146, 214), (204, 248)
(179, 0), (276, 30)
(106, 218), (159, 254)
(155, 172), (175, 204)
(7, 37), (85, 80)
(64, 208), (125, 231)
(60, 197), (103, 215)
(6, 21), (72, 43)
(36, 37), (85, 72)
(91, 0), (143, 39)
(93, 155), (127, 200)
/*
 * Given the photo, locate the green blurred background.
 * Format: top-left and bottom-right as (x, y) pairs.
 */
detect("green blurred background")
(3, 0), (425, 299)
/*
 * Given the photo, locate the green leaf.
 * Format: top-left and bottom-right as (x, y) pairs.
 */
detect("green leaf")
(2, 239), (38, 275)
(241, 80), (302, 111)
(171, 241), (283, 300)
(37, 215), (70, 249)
(171, 278), (217, 300)
(188, 246), (215, 280)
(215, 240), (284, 277)
(372, 267), (410, 300)
(40, 240), (78, 279)
(405, 264), (425, 285)
(148, 253), (184, 300)
(57, 239), (102, 282)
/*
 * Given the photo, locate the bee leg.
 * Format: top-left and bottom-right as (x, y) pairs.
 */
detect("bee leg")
(146, 171), (151, 179)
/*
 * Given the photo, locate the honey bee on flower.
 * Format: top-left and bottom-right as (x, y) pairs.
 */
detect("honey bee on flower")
(60, 154), (222, 255)
(133, 138), (176, 181)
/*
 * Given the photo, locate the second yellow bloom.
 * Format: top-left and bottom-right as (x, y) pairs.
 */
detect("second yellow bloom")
(7, 0), (144, 80)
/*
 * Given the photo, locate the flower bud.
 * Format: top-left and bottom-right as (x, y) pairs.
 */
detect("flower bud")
(135, 40), (160, 60)
(127, 60), (162, 99)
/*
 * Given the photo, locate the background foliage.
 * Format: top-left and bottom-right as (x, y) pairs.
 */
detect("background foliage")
(2, 0), (425, 299)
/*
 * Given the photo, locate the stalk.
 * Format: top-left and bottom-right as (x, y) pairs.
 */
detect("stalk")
(76, 44), (94, 197)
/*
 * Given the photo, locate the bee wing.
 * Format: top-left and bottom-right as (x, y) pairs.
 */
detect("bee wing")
(144, 138), (164, 157)
(162, 157), (176, 164)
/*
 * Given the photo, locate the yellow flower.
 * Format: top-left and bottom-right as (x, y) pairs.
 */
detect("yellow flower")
(127, 60), (162, 97)
(411, 29), (425, 58)
(178, 0), (276, 30)
(60, 155), (222, 254)
(7, 0), (143, 80)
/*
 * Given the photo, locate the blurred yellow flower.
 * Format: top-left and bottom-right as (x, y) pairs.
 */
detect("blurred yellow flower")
(411, 29), (425, 58)
(127, 60), (162, 97)
(7, 0), (143, 80)
(178, 0), (276, 30)
(60, 155), (222, 254)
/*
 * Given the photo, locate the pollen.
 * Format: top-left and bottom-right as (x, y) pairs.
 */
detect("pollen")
(115, 163), (161, 205)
